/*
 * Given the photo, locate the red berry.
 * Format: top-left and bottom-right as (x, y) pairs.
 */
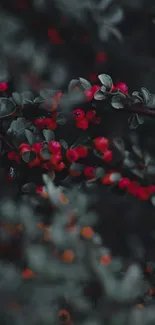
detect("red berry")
(118, 177), (131, 189)
(66, 149), (79, 162)
(76, 118), (89, 130)
(84, 166), (95, 179)
(75, 146), (88, 158)
(36, 186), (43, 194)
(48, 120), (57, 130)
(94, 137), (109, 153)
(0, 82), (8, 91)
(49, 141), (61, 154)
(136, 187), (149, 201)
(19, 143), (30, 150)
(8, 152), (20, 163)
(72, 109), (85, 121)
(127, 181), (139, 195)
(51, 154), (62, 165)
(147, 185), (155, 195)
(19, 143), (31, 155)
(91, 85), (100, 95)
(8, 151), (18, 161)
(115, 82), (128, 94)
(84, 89), (94, 102)
(34, 118), (45, 129)
(55, 161), (65, 171)
(32, 142), (43, 154)
(103, 150), (113, 163)
(86, 110), (96, 121)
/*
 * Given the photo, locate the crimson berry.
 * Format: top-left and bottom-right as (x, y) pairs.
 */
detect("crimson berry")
(32, 142), (43, 154)
(84, 89), (94, 102)
(36, 186), (43, 194)
(49, 141), (61, 154)
(72, 109), (85, 121)
(19, 143), (30, 150)
(94, 137), (109, 153)
(84, 166), (95, 179)
(118, 177), (131, 189)
(127, 181), (139, 196)
(86, 110), (96, 121)
(147, 185), (155, 195)
(19, 143), (31, 155)
(103, 150), (113, 163)
(43, 118), (53, 128)
(0, 82), (8, 91)
(75, 146), (88, 158)
(55, 161), (65, 171)
(48, 120), (57, 130)
(51, 154), (62, 165)
(66, 149), (79, 162)
(76, 118), (88, 130)
(8, 151), (20, 163)
(115, 82), (128, 94)
(34, 118), (45, 129)
(136, 187), (149, 201)
(91, 85), (100, 95)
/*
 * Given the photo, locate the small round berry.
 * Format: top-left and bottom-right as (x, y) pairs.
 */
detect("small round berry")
(32, 142), (43, 154)
(34, 118), (45, 129)
(115, 82), (128, 94)
(100, 254), (111, 265)
(55, 161), (65, 171)
(48, 120), (57, 130)
(36, 186), (43, 194)
(118, 177), (131, 189)
(0, 82), (8, 91)
(93, 137), (109, 153)
(81, 226), (94, 239)
(61, 250), (75, 263)
(58, 310), (71, 324)
(49, 140), (61, 154)
(84, 89), (94, 102)
(8, 151), (18, 161)
(136, 187), (149, 201)
(75, 146), (88, 158)
(147, 185), (155, 195)
(103, 150), (113, 163)
(76, 118), (88, 130)
(66, 149), (79, 162)
(91, 85), (100, 95)
(127, 181), (139, 195)
(86, 110), (96, 121)
(72, 109), (85, 121)
(51, 154), (62, 165)
(84, 166), (95, 179)
(19, 143), (31, 155)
